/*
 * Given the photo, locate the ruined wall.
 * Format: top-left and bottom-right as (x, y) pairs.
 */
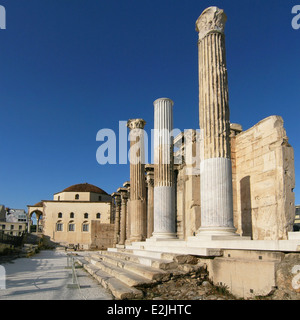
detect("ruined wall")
(231, 116), (295, 240)
(91, 221), (114, 249)
(176, 168), (201, 240)
(175, 129), (201, 240)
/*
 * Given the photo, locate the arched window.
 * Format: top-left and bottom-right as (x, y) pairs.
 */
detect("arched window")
(56, 221), (63, 232)
(96, 213), (101, 219)
(70, 212), (74, 219)
(82, 221), (89, 232)
(68, 221), (75, 232)
(84, 213), (88, 219)
(75, 194), (79, 200)
(58, 212), (63, 218)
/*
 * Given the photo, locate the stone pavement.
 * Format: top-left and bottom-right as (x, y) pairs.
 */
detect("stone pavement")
(0, 249), (113, 300)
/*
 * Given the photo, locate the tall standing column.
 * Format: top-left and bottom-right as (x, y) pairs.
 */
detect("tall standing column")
(127, 119), (147, 242)
(117, 187), (128, 246)
(112, 193), (121, 246)
(152, 98), (177, 239)
(196, 7), (236, 237)
(123, 181), (131, 243)
(145, 164), (154, 238)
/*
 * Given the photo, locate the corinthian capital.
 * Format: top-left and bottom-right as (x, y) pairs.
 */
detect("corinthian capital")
(196, 7), (227, 41)
(127, 119), (146, 130)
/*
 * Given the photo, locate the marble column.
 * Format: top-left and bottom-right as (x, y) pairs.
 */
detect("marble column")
(196, 7), (236, 237)
(112, 192), (121, 247)
(145, 164), (154, 238)
(127, 119), (147, 242)
(117, 187), (128, 246)
(152, 98), (177, 239)
(123, 181), (131, 242)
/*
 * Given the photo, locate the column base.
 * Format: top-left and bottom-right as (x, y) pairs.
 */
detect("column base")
(149, 232), (177, 241)
(196, 226), (239, 240)
(129, 235), (145, 242)
(116, 244), (125, 249)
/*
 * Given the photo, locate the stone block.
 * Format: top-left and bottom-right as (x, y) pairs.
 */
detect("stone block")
(232, 115), (295, 240)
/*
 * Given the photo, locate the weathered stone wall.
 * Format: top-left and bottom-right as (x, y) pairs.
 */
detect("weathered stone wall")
(91, 221), (114, 250)
(231, 116), (295, 240)
(175, 115), (295, 241)
(175, 167), (201, 240)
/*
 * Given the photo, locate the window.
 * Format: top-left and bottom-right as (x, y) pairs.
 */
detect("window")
(68, 222), (75, 232)
(96, 213), (101, 219)
(58, 212), (63, 218)
(1, 225), (5, 230)
(19, 225), (22, 230)
(82, 222), (89, 232)
(10, 225), (14, 230)
(75, 194), (79, 200)
(70, 212), (74, 219)
(84, 213), (88, 219)
(56, 223), (63, 232)
(98, 196), (102, 201)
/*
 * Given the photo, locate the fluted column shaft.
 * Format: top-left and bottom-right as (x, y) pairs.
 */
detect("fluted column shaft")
(127, 119), (147, 242)
(152, 98), (176, 239)
(145, 164), (154, 238)
(118, 188), (128, 245)
(123, 181), (131, 243)
(112, 193), (121, 247)
(196, 7), (236, 237)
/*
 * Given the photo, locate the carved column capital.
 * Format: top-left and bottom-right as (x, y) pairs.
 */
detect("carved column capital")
(118, 187), (128, 203)
(127, 119), (146, 130)
(112, 192), (121, 206)
(196, 6), (227, 41)
(145, 164), (154, 188)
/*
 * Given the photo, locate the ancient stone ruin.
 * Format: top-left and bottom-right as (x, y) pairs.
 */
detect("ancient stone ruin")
(76, 6), (300, 300)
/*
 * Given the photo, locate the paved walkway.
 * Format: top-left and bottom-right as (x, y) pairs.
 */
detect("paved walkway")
(0, 249), (113, 300)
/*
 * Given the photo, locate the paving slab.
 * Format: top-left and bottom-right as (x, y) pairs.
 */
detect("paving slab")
(0, 249), (113, 300)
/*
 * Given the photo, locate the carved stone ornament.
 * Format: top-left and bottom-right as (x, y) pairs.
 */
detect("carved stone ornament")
(127, 119), (146, 130)
(195, 6), (227, 41)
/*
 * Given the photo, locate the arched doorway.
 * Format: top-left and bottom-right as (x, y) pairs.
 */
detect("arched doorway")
(27, 202), (44, 234)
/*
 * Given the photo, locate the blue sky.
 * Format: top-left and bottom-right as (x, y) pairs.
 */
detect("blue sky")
(0, 0), (299, 210)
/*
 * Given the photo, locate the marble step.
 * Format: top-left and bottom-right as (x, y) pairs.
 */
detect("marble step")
(125, 243), (222, 257)
(101, 249), (178, 270)
(85, 256), (155, 287)
(76, 258), (143, 300)
(110, 247), (180, 260)
(89, 253), (172, 282)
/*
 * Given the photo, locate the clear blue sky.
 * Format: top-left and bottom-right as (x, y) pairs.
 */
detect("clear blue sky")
(0, 0), (299, 210)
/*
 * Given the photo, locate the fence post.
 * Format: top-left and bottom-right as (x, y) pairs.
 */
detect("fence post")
(67, 255), (80, 289)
